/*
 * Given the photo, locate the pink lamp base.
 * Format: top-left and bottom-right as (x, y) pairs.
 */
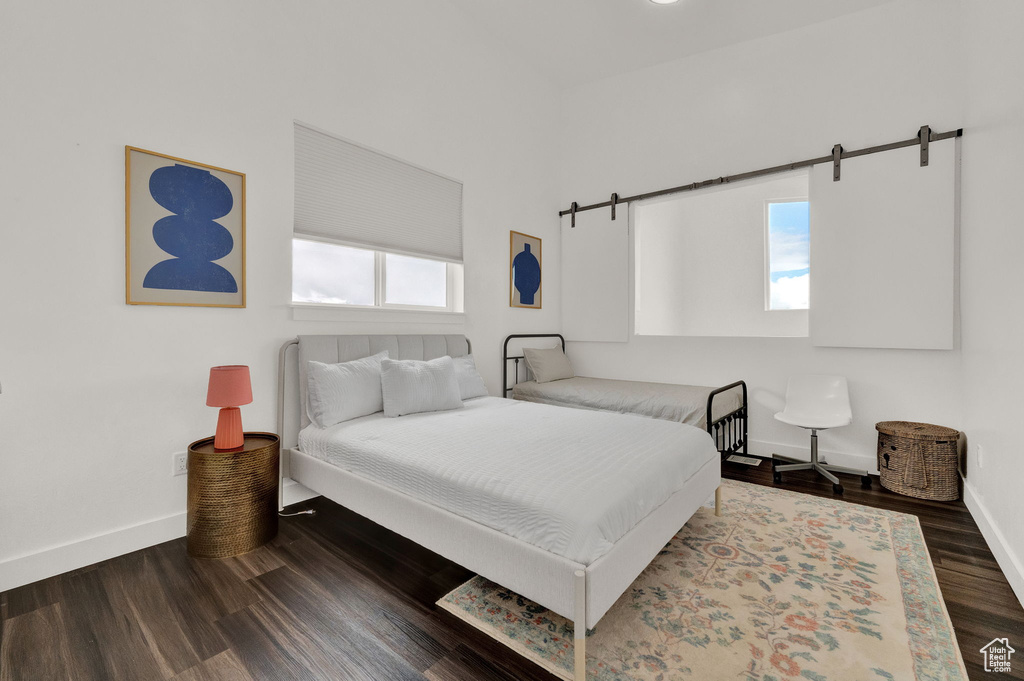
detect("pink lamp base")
(214, 407), (244, 450)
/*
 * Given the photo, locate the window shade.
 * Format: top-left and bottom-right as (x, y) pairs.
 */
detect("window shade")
(294, 123), (463, 262)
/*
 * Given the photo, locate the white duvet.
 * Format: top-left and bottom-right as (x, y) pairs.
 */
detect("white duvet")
(298, 396), (718, 565)
(512, 376), (743, 428)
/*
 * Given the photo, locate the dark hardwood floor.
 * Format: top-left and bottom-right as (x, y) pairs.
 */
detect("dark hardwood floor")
(2, 463), (1021, 680)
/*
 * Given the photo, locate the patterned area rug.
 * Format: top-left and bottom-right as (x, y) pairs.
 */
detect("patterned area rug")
(437, 480), (967, 681)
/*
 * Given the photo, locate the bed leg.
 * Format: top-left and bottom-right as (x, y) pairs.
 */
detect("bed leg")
(715, 486), (722, 517)
(574, 569), (587, 681)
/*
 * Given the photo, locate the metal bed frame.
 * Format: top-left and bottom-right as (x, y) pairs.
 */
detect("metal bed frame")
(502, 333), (749, 459)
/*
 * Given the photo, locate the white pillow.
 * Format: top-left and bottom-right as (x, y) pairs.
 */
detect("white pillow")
(306, 351), (388, 428)
(452, 355), (488, 399)
(381, 356), (463, 417)
(523, 346), (574, 383)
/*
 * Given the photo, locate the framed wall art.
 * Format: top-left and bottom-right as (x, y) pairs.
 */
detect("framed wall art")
(126, 146), (246, 307)
(510, 230), (541, 309)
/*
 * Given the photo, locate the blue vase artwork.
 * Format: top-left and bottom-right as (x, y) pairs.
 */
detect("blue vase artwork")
(143, 164), (238, 293)
(511, 232), (541, 307)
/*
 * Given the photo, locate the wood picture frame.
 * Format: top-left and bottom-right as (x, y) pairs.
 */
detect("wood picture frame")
(126, 146), (246, 307)
(510, 230), (542, 309)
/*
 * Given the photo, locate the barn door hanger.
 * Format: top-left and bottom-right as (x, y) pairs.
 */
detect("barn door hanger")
(919, 125), (931, 167)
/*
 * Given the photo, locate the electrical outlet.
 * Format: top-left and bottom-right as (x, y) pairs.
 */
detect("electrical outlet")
(976, 444), (984, 469)
(173, 452), (188, 476)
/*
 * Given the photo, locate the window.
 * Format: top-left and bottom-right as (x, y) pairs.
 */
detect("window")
(292, 123), (464, 315)
(634, 170), (809, 338)
(291, 238), (458, 310)
(766, 200), (810, 311)
(292, 239), (374, 306)
(385, 252), (447, 307)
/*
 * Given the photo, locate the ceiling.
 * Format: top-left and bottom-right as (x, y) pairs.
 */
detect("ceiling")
(446, 0), (894, 88)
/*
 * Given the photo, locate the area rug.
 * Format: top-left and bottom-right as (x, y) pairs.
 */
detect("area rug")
(437, 480), (967, 681)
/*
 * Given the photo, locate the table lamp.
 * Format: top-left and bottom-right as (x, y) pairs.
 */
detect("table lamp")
(206, 365), (253, 450)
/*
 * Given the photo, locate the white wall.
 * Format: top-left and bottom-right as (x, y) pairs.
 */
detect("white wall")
(5, 0), (1022, 607)
(557, 0), (966, 472)
(559, 0), (1024, 603)
(959, 0), (1024, 603)
(0, 0), (562, 590)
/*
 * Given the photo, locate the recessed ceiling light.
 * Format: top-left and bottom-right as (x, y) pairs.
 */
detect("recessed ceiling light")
(649, 0), (680, 4)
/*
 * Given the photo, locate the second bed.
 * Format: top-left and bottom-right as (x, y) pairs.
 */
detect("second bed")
(504, 333), (749, 458)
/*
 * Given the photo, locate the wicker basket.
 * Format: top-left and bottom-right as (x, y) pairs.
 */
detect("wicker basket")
(876, 421), (960, 501)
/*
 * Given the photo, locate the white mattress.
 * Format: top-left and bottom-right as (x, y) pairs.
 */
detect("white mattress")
(512, 376), (742, 428)
(298, 396), (718, 565)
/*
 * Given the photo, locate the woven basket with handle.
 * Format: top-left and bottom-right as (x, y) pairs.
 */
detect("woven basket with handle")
(876, 421), (960, 501)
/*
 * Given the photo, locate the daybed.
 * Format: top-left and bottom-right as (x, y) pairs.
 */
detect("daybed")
(504, 333), (749, 458)
(278, 334), (721, 681)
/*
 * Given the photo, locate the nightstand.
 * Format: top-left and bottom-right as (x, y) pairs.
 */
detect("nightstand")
(186, 432), (279, 558)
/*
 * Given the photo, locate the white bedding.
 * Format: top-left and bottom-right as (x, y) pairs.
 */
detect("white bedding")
(298, 396), (717, 565)
(512, 376), (742, 428)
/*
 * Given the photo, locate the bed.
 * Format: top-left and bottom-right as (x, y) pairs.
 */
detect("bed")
(278, 334), (721, 681)
(504, 333), (749, 458)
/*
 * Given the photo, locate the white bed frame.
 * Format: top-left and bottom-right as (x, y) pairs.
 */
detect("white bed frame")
(278, 334), (722, 681)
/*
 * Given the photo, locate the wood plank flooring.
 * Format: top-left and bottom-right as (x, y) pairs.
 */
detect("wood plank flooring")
(2, 463), (1021, 680)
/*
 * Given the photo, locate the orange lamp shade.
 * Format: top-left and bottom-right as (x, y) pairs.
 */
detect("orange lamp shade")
(207, 366), (253, 407)
(207, 366), (252, 450)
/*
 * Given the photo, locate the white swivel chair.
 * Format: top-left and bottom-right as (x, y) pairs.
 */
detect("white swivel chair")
(771, 375), (871, 494)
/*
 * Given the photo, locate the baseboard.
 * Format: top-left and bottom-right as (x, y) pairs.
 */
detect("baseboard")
(749, 438), (878, 474)
(0, 512), (186, 594)
(1, 481), (322, 594)
(963, 481), (1024, 609)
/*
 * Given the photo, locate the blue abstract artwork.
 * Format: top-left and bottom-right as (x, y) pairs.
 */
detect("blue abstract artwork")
(143, 164), (238, 293)
(126, 146), (245, 307)
(510, 231), (542, 308)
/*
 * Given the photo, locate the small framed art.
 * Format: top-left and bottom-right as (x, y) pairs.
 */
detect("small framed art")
(126, 146), (246, 307)
(510, 230), (542, 309)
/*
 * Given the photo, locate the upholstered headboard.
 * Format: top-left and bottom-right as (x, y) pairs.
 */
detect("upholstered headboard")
(277, 334), (471, 452)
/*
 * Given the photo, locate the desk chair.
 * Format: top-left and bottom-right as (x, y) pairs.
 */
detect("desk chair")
(771, 375), (871, 494)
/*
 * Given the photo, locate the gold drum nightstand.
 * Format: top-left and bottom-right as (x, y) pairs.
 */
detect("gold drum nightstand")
(187, 432), (279, 558)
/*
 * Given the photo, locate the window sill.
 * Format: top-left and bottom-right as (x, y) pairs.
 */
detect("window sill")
(291, 303), (466, 325)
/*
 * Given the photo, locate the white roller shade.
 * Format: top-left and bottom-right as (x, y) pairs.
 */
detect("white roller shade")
(294, 123), (463, 262)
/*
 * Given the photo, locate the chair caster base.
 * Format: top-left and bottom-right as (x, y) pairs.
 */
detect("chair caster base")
(772, 469), (782, 484)
(861, 475), (872, 489)
(833, 483), (844, 494)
